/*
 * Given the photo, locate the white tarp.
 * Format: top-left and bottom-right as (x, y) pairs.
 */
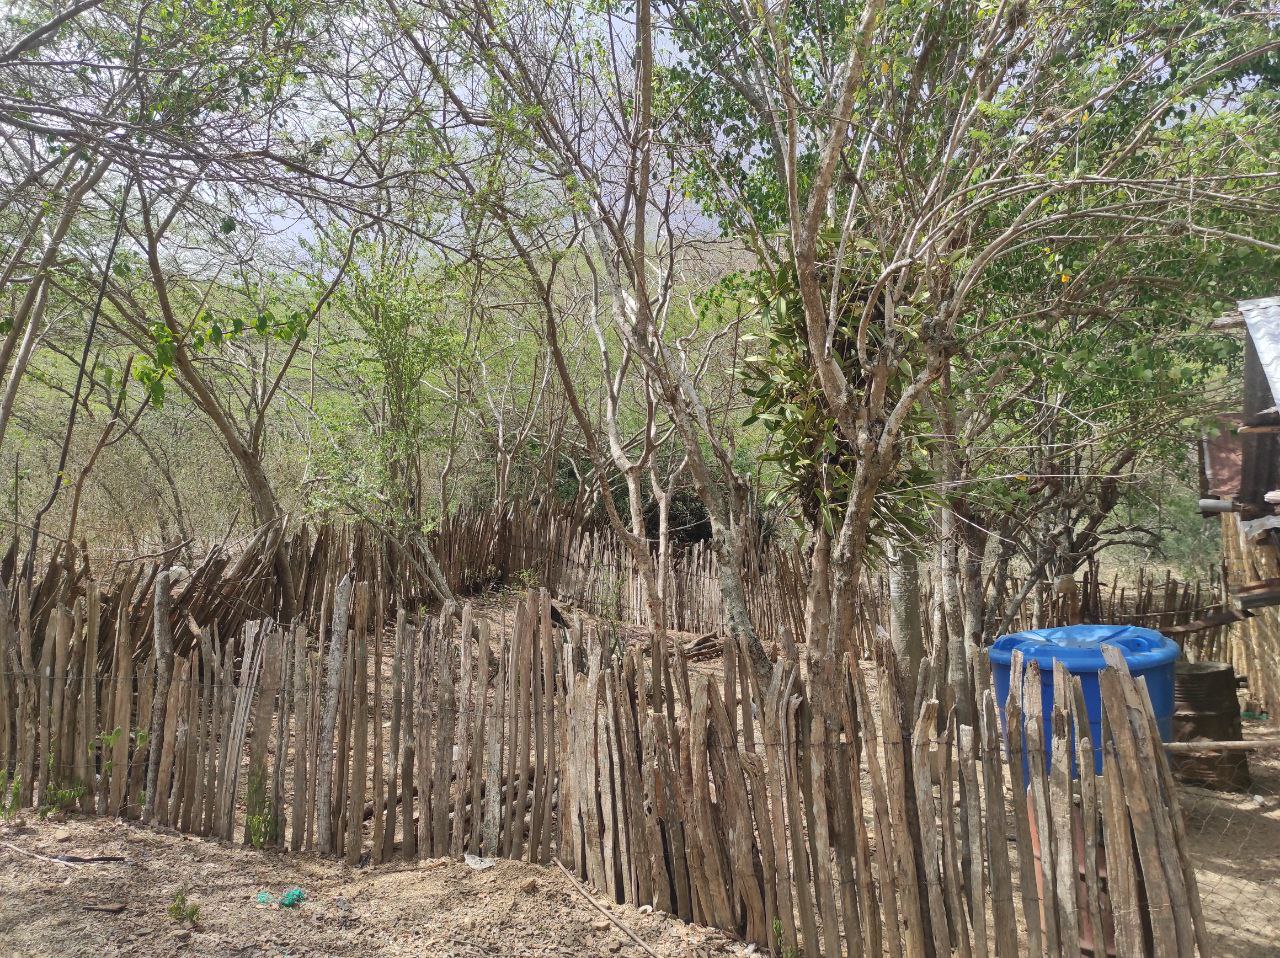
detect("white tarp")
(1242, 296), (1280, 407)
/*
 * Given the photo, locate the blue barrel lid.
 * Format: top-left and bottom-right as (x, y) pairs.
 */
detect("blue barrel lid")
(988, 624), (1179, 672)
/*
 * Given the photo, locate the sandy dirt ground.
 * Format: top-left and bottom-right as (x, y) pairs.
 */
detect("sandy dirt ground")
(1180, 722), (1280, 958)
(0, 818), (741, 958)
(3, 780), (1277, 957)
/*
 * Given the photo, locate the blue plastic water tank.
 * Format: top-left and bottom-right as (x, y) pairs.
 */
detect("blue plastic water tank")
(989, 624), (1180, 775)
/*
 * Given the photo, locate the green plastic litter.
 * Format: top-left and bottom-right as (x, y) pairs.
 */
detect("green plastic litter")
(256, 888), (305, 908)
(279, 888), (305, 908)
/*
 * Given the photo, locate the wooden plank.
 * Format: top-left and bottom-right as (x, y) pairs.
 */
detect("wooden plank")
(979, 690), (1018, 958)
(1097, 666), (1178, 955)
(175, 662), (200, 830)
(1049, 665), (1081, 958)
(575, 663), (607, 892)
(144, 569), (173, 822)
(291, 625), (311, 852)
(1134, 677), (1213, 957)
(707, 680), (767, 944)
(211, 633), (235, 837)
(640, 707), (674, 914)
(765, 668), (813, 956)
(347, 595), (370, 866)
(245, 630), (280, 847)
(127, 652), (154, 817)
(538, 606), (557, 863)
(939, 711), (974, 958)
(0, 592), (10, 781)
(382, 609), (406, 860)
(608, 662), (641, 903)
(304, 649), (322, 849)
(1098, 699), (1142, 956)
(173, 661), (198, 829)
(220, 624), (263, 839)
(468, 619), (492, 855)
(78, 587), (100, 812)
(528, 597), (547, 862)
(431, 617), (457, 856)
(1068, 677), (1104, 958)
(154, 654), (185, 827)
(333, 624), (353, 856)
(597, 668), (623, 902)
(1100, 651), (1195, 954)
(195, 633), (219, 836)
(36, 615), (55, 804)
(688, 678), (734, 929)
(269, 631), (290, 849)
(483, 630), (509, 856)
(49, 606), (72, 795)
(12, 581), (36, 809)
(315, 573), (354, 855)
(452, 605), (476, 859)
(371, 605), (386, 862)
(878, 662), (927, 958)
(408, 616), (425, 860)
(762, 663), (797, 951)
(802, 683), (840, 958)
(852, 664), (904, 958)
(959, 723), (990, 958)
(107, 592), (133, 818)
(1004, 651), (1045, 958)
(653, 703), (692, 921)
(911, 700), (952, 958)
(61, 600), (84, 805)
(1023, 662), (1061, 958)
(722, 636), (738, 744)
(839, 658), (881, 958)
(560, 618), (582, 867)
(506, 603), (533, 858)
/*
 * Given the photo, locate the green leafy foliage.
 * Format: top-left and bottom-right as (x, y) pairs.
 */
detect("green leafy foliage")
(735, 266), (936, 554)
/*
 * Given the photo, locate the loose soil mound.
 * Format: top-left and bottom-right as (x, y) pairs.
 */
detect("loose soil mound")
(0, 818), (740, 958)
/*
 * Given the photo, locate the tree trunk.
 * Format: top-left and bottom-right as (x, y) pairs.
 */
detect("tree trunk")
(804, 525), (832, 653)
(887, 542), (924, 705)
(938, 507), (972, 725)
(0, 277), (47, 450)
(172, 347), (298, 619)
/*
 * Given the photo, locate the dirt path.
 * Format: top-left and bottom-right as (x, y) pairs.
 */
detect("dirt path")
(1181, 729), (1280, 958)
(0, 819), (741, 958)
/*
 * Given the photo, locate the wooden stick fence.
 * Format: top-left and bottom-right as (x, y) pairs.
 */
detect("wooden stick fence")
(1211, 512), (1280, 716)
(0, 570), (1210, 957)
(10, 501), (1224, 678)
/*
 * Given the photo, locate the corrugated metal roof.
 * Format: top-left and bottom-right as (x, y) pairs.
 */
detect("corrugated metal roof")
(1241, 296), (1280, 406)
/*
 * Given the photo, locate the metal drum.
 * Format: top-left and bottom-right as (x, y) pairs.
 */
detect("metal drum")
(1171, 661), (1251, 791)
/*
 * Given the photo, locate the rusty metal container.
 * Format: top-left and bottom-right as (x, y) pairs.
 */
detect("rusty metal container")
(1171, 661), (1251, 791)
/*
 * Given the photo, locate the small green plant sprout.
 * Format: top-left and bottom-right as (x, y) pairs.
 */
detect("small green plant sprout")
(245, 772), (278, 849)
(94, 727), (122, 775)
(168, 888), (200, 925)
(37, 783), (85, 820)
(0, 771), (21, 822)
(499, 566), (539, 597)
(773, 918), (804, 958)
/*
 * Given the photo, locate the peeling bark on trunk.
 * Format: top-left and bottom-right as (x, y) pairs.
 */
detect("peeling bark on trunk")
(887, 542), (924, 705)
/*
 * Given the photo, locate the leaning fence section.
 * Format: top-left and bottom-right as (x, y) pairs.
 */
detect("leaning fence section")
(0, 574), (1209, 956)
